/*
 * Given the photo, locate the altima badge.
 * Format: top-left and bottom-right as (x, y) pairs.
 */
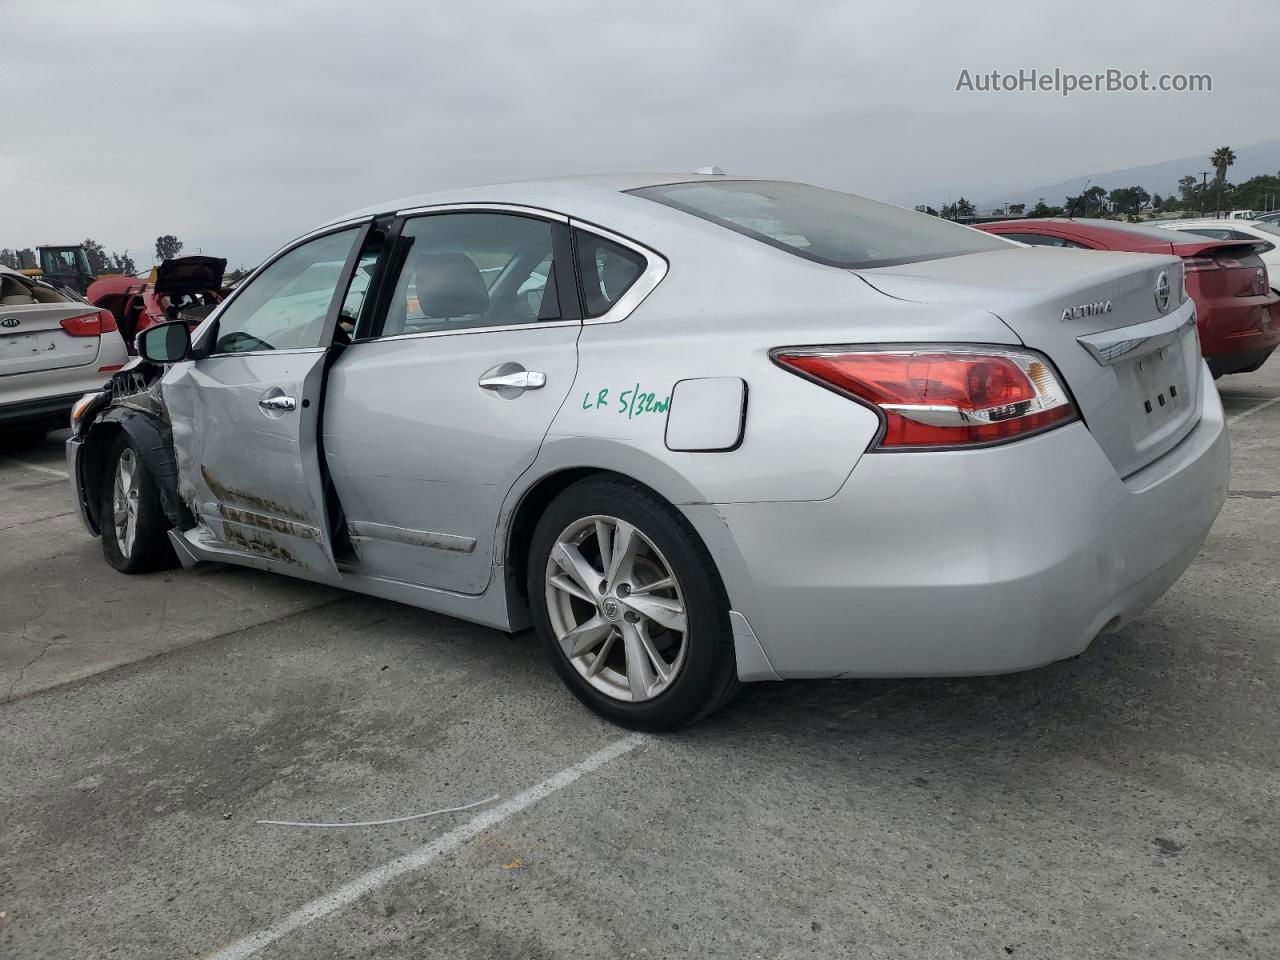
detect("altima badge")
(1061, 300), (1112, 322)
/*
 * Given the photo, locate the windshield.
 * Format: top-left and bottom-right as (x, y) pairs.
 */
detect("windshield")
(40, 247), (91, 276)
(629, 180), (1008, 269)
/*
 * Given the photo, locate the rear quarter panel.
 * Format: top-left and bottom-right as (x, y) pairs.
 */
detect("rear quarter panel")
(537, 215), (1022, 506)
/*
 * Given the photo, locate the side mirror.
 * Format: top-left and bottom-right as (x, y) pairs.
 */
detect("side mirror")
(136, 320), (191, 363)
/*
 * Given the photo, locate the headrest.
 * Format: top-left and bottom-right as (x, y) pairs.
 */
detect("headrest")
(413, 252), (489, 318)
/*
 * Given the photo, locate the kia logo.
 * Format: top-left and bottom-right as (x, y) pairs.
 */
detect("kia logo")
(0, 317), (19, 328)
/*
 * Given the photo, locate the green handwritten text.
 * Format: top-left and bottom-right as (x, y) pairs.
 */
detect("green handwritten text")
(581, 384), (671, 419)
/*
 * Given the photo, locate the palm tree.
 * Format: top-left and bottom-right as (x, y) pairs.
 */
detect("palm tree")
(1210, 146), (1236, 187)
(1210, 146), (1236, 216)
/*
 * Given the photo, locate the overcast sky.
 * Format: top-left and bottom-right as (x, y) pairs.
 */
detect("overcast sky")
(4, 0), (1273, 268)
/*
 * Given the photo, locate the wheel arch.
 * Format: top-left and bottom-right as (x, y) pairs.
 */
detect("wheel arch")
(81, 409), (193, 534)
(499, 442), (715, 631)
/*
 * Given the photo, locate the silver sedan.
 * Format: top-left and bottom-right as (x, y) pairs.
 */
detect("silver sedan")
(67, 173), (1230, 729)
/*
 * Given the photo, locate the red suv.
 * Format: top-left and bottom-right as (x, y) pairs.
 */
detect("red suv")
(978, 218), (1279, 377)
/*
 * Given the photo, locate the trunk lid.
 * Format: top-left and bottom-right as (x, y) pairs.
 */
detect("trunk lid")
(1174, 240), (1272, 300)
(154, 256), (227, 296)
(0, 302), (104, 376)
(855, 247), (1202, 478)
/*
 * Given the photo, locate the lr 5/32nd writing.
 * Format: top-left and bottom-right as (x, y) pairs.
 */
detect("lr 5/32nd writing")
(581, 384), (671, 419)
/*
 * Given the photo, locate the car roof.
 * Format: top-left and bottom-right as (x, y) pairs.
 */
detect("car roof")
(325, 172), (760, 226)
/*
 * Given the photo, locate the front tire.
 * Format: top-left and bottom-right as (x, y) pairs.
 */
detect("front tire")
(527, 476), (739, 730)
(99, 432), (177, 573)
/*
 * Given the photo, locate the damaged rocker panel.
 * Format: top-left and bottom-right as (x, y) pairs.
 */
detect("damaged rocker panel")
(347, 520), (477, 554)
(214, 503), (323, 542)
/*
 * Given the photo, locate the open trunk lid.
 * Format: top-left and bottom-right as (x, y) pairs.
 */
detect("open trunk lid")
(154, 256), (226, 296)
(856, 247), (1202, 478)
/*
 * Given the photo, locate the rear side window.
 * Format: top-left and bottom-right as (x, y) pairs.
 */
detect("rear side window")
(630, 180), (1007, 269)
(0, 271), (71, 305)
(574, 231), (646, 318)
(373, 213), (568, 337)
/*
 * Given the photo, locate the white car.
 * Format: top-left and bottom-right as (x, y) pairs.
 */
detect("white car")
(1158, 219), (1280, 294)
(0, 264), (129, 447)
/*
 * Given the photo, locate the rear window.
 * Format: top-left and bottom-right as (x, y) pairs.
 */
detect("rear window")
(1000, 232), (1091, 249)
(629, 180), (1007, 269)
(0, 270), (72, 305)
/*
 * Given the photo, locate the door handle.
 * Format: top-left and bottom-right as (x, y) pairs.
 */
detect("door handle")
(478, 370), (546, 391)
(258, 395), (297, 411)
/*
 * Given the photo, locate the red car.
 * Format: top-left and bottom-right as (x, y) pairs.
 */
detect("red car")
(978, 218), (1280, 377)
(87, 256), (226, 350)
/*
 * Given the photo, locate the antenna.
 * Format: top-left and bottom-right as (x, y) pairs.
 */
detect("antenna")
(1065, 179), (1091, 219)
(693, 166), (725, 176)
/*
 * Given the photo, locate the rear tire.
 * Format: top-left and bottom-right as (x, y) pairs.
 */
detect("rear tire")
(527, 475), (740, 730)
(99, 431), (177, 573)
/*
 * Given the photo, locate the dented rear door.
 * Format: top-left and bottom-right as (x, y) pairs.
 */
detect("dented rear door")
(164, 223), (369, 573)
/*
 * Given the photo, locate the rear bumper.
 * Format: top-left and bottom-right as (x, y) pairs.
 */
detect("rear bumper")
(1199, 294), (1280, 356)
(0, 391), (82, 428)
(685, 367), (1229, 680)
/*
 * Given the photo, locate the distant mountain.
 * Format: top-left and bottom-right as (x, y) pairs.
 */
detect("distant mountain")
(984, 138), (1280, 209)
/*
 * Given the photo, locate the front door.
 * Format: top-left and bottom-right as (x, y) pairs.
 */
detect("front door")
(163, 223), (368, 574)
(322, 209), (582, 595)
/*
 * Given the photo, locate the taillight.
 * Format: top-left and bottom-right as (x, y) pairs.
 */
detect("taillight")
(59, 309), (118, 337)
(773, 346), (1079, 449)
(1183, 256), (1217, 273)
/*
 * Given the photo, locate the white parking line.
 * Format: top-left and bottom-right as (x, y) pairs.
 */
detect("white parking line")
(203, 733), (646, 960)
(0, 456), (69, 479)
(1227, 395), (1280, 425)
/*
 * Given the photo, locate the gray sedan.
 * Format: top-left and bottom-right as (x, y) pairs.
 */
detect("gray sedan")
(67, 173), (1230, 729)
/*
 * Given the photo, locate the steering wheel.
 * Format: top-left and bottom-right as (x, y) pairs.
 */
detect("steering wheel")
(215, 330), (272, 353)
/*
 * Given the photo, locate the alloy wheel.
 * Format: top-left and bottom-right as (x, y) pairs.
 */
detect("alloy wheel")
(544, 515), (689, 702)
(112, 448), (139, 557)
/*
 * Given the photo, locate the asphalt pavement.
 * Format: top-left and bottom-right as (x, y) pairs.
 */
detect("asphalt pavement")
(2, 360), (1277, 959)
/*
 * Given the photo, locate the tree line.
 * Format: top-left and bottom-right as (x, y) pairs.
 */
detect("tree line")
(927, 147), (1278, 221)
(0, 235), (189, 275)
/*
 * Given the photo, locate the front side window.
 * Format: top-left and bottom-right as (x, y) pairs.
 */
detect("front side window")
(574, 231), (646, 318)
(375, 213), (565, 337)
(212, 228), (359, 354)
(630, 180), (1008, 269)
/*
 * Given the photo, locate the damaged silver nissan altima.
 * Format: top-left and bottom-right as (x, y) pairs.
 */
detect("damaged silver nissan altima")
(67, 173), (1230, 729)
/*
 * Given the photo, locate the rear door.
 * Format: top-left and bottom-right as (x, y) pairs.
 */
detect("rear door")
(322, 207), (582, 595)
(163, 222), (369, 574)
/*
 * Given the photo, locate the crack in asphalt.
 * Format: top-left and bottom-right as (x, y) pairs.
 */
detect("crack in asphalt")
(0, 595), (353, 707)
(0, 510), (77, 533)
(3, 599), (51, 701)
